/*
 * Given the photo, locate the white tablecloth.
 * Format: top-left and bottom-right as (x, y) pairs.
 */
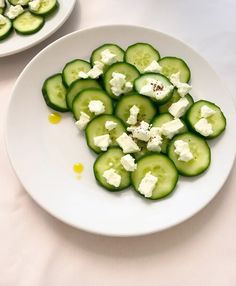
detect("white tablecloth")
(1, 0), (236, 285)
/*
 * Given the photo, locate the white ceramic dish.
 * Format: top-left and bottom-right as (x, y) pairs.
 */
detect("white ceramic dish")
(5, 25), (236, 236)
(0, 0), (76, 57)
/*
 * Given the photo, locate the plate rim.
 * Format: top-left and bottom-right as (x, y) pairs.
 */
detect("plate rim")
(0, 0), (76, 57)
(5, 24), (236, 237)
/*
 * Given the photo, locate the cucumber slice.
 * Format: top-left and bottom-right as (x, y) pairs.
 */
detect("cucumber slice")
(90, 43), (125, 68)
(0, 17), (13, 41)
(94, 147), (131, 191)
(72, 88), (113, 120)
(66, 79), (101, 110)
(103, 62), (140, 99)
(85, 115), (126, 153)
(13, 11), (44, 35)
(131, 154), (178, 200)
(168, 132), (211, 176)
(134, 73), (174, 104)
(115, 93), (157, 126)
(8, 0), (30, 6)
(185, 100), (226, 139)
(62, 59), (91, 87)
(42, 73), (68, 112)
(152, 113), (188, 153)
(125, 43), (160, 73)
(159, 89), (194, 115)
(159, 57), (191, 83)
(30, 0), (58, 16)
(0, 2), (6, 14)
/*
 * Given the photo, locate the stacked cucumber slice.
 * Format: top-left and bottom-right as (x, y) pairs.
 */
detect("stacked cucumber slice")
(0, 0), (58, 41)
(41, 42), (227, 200)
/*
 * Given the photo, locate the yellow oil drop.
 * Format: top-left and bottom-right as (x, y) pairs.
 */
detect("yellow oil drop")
(73, 163), (84, 174)
(48, 113), (61, 124)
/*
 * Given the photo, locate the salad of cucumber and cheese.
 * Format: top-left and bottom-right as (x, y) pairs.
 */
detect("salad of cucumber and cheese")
(0, 0), (58, 40)
(42, 42), (226, 200)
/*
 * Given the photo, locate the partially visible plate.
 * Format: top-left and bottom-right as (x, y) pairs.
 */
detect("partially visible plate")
(5, 25), (236, 236)
(0, 0), (76, 57)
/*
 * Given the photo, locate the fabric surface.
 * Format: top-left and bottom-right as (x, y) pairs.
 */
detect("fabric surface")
(0, 0), (236, 285)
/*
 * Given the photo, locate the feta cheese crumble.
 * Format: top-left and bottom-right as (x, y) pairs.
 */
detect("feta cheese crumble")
(132, 121), (151, 142)
(87, 61), (104, 79)
(161, 119), (184, 139)
(116, 133), (140, 153)
(6, 5), (24, 19)
(169, 72), (192, 97)
(144, 60), (162, 73)
(200, 105), (216, 118)
(78, 71), (89, 79)
(168, 97), (190, 118)
(0, 14), (7, 25)
(100, 49), (118, 65)
(149, 127), (162, 137)
(88, 100), (105, 115)
(28, 0), (41, 11)
(120, 154), (137, 172)
(147, 135), (162, 152)
(138, 172), (158, 198)
(146, 127), (163, 152)
(0, 0), (5, 8)
(105, 120), (117, 131)
(109, 72), (133, 97)
(103, 168), (121, 187)
(140, 78), (173, 100)
(126, 105), (140, 125)
(75, 112), (90, 130)
(93, 134), (111, 151)
(194, 118), (213, 137)
(174, 140), (193, 162)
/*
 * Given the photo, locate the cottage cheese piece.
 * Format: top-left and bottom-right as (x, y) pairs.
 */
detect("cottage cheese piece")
(174, 140), (193, 162)
(88, 100), (105, 115)
(103, 168), (121, 187)
(120, 154), (137, 172)
(6, 5), (24, 19)
(100, 49), (118, 65)
(75, 112), (90, 130)
(126, 105), (140, 125)
(168, 97), (189, 118)
(200, 105), (216, 118)
(0, 0), (5, 8)
(144, 60), (162, 73)
(109, 72), (133, 97)
(169, 72), (192, 97)
(105, 120), (117, 131)
(87, 61), (104, 79)
(162, 119), (184, 139)
(138, 172), (158, 198)
(194, 118), (213, 136)
(116, 133), (140, 153)
(93, 134), (111, 151)
(140, 78), (173, 100)
(78, 71), (89, 79)
(0, 14), (7, 25)
(28, 0), (41, 11)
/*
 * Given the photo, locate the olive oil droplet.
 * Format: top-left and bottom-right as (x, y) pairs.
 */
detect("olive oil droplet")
(73, 163), (84, 174)
(48, 113), (61, 124)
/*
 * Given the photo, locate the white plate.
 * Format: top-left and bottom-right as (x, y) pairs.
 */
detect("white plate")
(5, 25), (236, 236)
(0, 0), (76, 57)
